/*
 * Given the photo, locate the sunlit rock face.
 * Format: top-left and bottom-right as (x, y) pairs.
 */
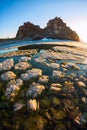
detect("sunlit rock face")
(16, 17), (79, 41)
(16, 22), (43, 40)
(44, 17), (79, 41)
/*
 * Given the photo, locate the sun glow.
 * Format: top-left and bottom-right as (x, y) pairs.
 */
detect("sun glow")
(70, 21), (87, 43)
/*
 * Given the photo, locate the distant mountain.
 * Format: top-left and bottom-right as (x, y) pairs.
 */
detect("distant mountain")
(16, 17), (79, 41)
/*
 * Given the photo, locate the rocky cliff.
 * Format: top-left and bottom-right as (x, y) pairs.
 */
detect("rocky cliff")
(16, 17), (79, 41)
(16, 22), (43, 40)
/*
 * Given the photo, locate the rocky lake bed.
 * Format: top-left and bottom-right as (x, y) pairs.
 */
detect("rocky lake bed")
(0, 41), (87, 130)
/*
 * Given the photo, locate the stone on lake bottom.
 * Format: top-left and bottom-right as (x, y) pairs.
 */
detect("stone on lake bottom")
(27, 99), (39, 111)
(21, 68), (42, 80)
(38, 75), (49, 84)
(1, 71), (16, 81)
(14, 62), (31, 70)
(19, 56), (31, 62)
(14, 102), (25, 111)
(26, 82), (45, 98)
(0, 58), (14, 71)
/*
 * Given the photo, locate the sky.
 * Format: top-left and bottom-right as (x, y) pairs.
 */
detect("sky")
(0, 0), (87, 42)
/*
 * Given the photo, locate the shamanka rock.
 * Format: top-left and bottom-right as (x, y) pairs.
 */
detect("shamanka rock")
(44, 17), (79, 41)
(16, 17), (79, 41)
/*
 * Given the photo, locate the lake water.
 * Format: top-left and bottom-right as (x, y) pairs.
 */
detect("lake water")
(0, 39), (72, 54)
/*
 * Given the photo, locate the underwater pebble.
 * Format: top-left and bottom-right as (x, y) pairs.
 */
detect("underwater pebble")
(1, 71), (16, 81)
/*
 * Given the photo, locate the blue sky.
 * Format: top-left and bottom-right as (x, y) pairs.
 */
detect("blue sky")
(0, 0), (87, 42)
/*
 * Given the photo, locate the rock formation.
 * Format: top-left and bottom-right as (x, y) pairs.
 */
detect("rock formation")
(16, 22), (43, 40)
(16, 17), (79, 41)
(44, 17), (79, 41)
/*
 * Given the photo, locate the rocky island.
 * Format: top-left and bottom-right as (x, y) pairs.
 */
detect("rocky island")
(16, 17), (79, 41)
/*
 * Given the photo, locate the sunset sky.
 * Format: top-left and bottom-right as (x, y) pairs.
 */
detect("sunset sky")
(0, 0), (87, 42)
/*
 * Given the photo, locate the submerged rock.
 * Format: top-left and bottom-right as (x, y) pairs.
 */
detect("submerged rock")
(22, 115), (47, 130)
(61, 62), (80, 70)
(21, 68), (42, 80)
(77, 81), (86, 87)
(14, 102), (25, 111)
(52, 70), (65, 78)
(5, 79), (23, 99)
(46, 63), (60, 69)
(52, 97), (61, 107)
(5, 84), (20, 99)
(49, 83), (62, 92)
(38, 75), (49, 84)
(19, 56), (31, 62)
(26, 82), (45, 98)
(0, 58), (14, 71)
(34, 56), (46, 63)
(27, 99), (39, 111)
(14, 62), (31, 70)
(1, 71), (16, 81)
(40, 97), (51, 108)
(7, 78), (23, 87)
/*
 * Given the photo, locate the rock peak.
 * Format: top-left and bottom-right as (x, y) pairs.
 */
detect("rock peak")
(16, 17), (79, 41)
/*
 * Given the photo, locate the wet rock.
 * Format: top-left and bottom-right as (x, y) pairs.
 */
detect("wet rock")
(14, 102), (25, 111)
(64, 99), (80, 121)
(5, 85), (20, 99)
(34, 56), (46, 63)
(54, 123), (66, 130)
(50, 108), (67, 120)
(52, 97), (61, 107)
(1, 71), (16, 81)
(0, 49), (37, 58)
(80, 112), (87, 125)
(27, 99), (39, 111)
(39, 49), (82, 61)
(62, 81), (75, 95)
(19, 56), (31, 62)
(77, 81), (86, 87)
(22, 114), (47, 130)
(0, 58), (14, 71)
(74, 112), (87, 126)
(52, 70), (65, 79)
(46, 63), (60, 69)
(81, 97), (87, 104)
(21, 68), (42, 81)
(14, 62), (31, 70)
(26, 82), (45, 98)
(5, 79), (23, 99)
(38, 75), (49, 84)
(8, 78), (23, 86)
(40, 98), (51, 108)
(49, 83), (62, 92)
(61, 62), (80, 70)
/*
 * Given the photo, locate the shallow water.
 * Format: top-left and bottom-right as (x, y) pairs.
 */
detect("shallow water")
(0, 40), (87, 130)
